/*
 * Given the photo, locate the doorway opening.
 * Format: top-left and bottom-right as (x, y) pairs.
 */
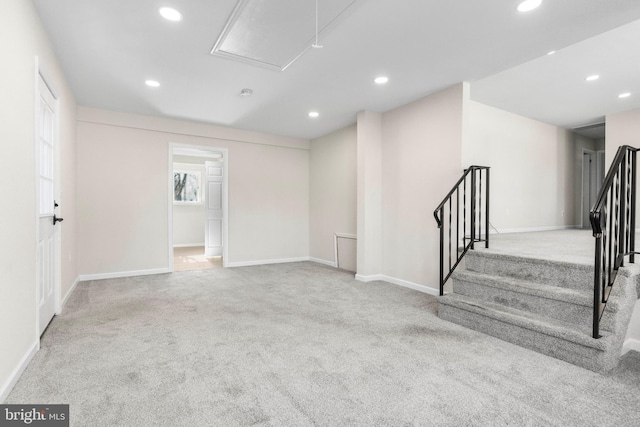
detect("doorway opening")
(173, 246), (223, 271)
(168, 144), (228, 272)
(582, 148), (605, 228)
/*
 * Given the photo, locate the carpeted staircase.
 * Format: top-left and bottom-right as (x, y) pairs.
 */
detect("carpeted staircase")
(438, 248), (639, 372)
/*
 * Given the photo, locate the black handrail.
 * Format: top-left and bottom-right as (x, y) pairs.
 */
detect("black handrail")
(589, 145), (638, 338)
(434, 166), (490, 295)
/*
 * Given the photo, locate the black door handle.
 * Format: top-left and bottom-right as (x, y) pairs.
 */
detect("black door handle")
(53, 214), (64, 225)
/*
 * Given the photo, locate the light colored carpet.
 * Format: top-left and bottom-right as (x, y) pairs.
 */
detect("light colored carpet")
(7, 262), (640, 426)
(484, 229), (597, 264)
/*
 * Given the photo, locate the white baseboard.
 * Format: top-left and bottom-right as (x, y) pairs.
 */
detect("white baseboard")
(355, 274), (439, 296)
(380, 275), (440, 296)
(78, 268), (171, 281)
(60, 276), (80, 311)
(226, 257), (310, 268)
(78, 257), (320, 278)
(172, 243), (205, 248)
(355, 274), (383, 282)
(491, 225), (580, 234)
(309, 257), (338, 268)
(1, 340), (39, 403)
(622, 338), (640, 355)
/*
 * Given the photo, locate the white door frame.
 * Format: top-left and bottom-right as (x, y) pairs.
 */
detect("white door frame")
(582, 148), (595, 229)
(34, 58), (62, 336)
(168, 143), (229, 270)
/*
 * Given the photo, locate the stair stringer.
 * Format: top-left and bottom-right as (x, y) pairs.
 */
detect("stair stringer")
(599, 265), (639, 344)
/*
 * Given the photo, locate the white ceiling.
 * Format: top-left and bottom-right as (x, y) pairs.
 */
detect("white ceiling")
(33, 0), (640, 140)
(472, 18), (640, 137)
(211, 0), (359, 71)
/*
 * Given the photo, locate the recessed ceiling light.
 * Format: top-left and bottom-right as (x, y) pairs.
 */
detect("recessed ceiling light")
(585, 75), (600, 81)
(308, 111), (319, 118)
(159, 7), (183, 21)
(145, 80), (160, 87)
(619, 92), (631, 99)
(547, 50), (556, 56)
(374, 76), (389, 84)
(517, 0), (542, 12)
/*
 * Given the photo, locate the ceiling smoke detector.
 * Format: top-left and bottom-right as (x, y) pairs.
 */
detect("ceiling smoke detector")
(240, 88), (253, 97)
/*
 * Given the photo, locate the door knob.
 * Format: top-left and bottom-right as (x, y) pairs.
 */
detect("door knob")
(53, 214), (64, 225)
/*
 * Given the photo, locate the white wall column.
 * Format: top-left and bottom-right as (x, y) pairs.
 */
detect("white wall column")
(356, 111), (383, 279)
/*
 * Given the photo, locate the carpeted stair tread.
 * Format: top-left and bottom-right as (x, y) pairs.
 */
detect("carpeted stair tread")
(438, 293), (612, 351)
(464, 249), (594, 290)
(474, 247), (593, 268)
(440, 239), (640, 372)
(451, 269), (622, 312)
(452, 270), (592, 305)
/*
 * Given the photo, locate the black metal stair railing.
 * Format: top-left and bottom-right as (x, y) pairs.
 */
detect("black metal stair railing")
(590, 145), (638, 339)
(434, 166), (490, 296)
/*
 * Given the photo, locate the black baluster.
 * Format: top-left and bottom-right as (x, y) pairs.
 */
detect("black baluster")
(439, 206), (444, 296)
(631, 150), (637, 264)
(456, 187), (459, 261)
(479, 168), (482, 245)
(448, 197), (452, 272)
(463, 175), (467, 248)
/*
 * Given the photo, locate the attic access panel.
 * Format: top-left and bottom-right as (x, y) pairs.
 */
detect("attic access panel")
(211, 0), (358, 71)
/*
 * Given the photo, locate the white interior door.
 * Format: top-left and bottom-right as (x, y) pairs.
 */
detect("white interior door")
(205, 160), (224, 257)
(37, 75), (59, 334)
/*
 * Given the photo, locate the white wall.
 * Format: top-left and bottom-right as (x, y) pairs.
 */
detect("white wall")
(365, 84), (585, 291)
(380, 84), (465, 289)
(464, 100), (579, 232)
(606, 107), (640, 230)
(172, 162), (205, 247)
(605, 107), (640, 353)
(606, 107), (640, 163)
(173, 203), (205, 246)
(77, 107), (310, 275)
(309, 125), (357, 266)
(0, 0), (77, 401)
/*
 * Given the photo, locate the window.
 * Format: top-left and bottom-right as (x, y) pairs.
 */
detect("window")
(173, 170), (202, 203)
